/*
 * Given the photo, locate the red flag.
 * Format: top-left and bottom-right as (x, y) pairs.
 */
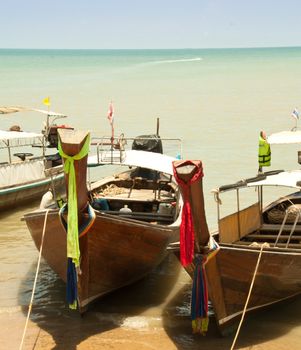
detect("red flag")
(107, 101), (114, 125)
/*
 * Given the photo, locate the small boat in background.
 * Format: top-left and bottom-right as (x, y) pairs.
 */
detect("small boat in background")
(0, 106), (71, 211)
(24, 128), (182, 311)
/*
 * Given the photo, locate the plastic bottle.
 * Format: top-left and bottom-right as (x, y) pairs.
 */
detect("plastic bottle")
(119, 204), (132, 213)
(158, 203), (172, 215)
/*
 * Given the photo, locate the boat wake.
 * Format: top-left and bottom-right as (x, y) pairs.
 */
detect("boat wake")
(140, 57), (202, 66)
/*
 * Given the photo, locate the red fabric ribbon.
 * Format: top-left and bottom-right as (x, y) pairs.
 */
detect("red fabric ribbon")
(173, 160), (204, 266)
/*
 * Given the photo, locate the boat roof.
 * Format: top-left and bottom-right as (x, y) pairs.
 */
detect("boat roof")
(268, 130), (301, 144)
(247, 170), (301, 189)
(0, 106), (67, 118)
(217, 170), (301, 193)
(88, 150), (176, 175)
(0, 130), (43, 141)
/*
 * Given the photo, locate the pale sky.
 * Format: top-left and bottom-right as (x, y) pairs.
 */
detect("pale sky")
(1, 0), (301, 49)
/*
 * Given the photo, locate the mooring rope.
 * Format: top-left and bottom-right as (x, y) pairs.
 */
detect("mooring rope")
(19, 209), (49, 350)
(212, 188), (222, 205)
(230, 242), (268, 350)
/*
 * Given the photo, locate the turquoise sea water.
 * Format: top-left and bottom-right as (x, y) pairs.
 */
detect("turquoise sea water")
(1, 47), (301, 349)
(1, 47), (301, 225)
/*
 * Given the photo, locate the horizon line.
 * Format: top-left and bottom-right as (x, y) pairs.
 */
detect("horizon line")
(0, 45), (301, 51)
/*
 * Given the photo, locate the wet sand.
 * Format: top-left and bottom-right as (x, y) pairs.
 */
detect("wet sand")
(3, 297), (301, 350)
(2, 256), (301, 350)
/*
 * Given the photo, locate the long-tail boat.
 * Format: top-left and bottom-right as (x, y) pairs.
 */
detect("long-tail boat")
(172, 130), (301, 336)
(0, 106), (70, 211)
(24, 128), (182, 311)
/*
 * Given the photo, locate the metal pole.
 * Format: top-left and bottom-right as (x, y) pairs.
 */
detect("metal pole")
(7, 140), (11, 163)
(236, 188), (241, 238)
(258, 185), (263, 225)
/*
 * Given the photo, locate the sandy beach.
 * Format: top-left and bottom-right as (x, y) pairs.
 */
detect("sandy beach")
(2, 255), (301, 350)
(3, 296), (301, 350)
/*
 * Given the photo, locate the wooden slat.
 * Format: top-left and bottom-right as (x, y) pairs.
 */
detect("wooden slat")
(247, 234), (301, 240)
(219, 202), (260, 243)
(233, 241), (301, 249)
(100, 210), (174, 222)
(261, 224), (301, 232)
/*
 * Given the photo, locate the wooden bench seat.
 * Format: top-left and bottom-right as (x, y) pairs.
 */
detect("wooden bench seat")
(261, 224), (301, 232)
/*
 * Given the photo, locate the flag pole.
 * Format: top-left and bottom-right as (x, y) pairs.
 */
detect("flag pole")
(107, 101), (115, 162)
(110, 122), (114, 163)
(43, 97), (51, 157)
(111, 122), (114, 146)
(109, 101), (114, 146)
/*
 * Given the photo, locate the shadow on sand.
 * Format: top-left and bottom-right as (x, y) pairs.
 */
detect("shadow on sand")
(19, 254), (182, 349)
(162, 277), (301, 349)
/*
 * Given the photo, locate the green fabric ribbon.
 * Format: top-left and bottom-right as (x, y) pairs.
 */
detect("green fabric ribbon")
(58, 133), (90, 267)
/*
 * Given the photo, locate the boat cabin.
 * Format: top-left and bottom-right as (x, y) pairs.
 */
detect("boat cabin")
(214, 170), (301, 250)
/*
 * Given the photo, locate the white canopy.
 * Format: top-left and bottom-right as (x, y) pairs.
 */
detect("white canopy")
(0, 130), (44, 150)
(0, 106), (67, 118)
(268, 131), (301, 144)
(0, 130), (43, 141)
(217, 170), (301, 192)
(247, 170), (301, 189)
(88, 150), (176, 175)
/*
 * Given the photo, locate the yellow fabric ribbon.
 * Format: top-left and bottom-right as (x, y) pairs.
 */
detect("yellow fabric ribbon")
(58, 134), (90, 267)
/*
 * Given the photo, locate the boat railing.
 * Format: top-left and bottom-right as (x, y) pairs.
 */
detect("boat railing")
(90, 135), (126, 165)
(0, 135), (45, 163)
(90, 135), (182, 166)
(0, 136), (44, 150)
(274, 206), (301, 248)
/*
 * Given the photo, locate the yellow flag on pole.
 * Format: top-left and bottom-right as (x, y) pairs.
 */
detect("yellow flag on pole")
(43, 97), (51, 106)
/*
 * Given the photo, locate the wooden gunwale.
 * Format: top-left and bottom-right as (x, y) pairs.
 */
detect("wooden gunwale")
(217, 290), (301, 326)
(219, 242), (301, 254)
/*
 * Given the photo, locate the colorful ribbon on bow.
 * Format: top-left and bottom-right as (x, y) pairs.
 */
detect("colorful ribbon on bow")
(172, 160), (204, 266)
(191, 237), (220, 334)
(58, 134), (90, 267)
(58, 133), (90, 309)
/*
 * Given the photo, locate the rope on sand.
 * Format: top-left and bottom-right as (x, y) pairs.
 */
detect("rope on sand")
(19, 209), (49, 350)
(230, 242), (268, 350)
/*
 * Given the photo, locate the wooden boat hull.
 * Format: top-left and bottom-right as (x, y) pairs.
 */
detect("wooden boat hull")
(24, 208), (179, 309)
(205, 244), (301, 334)
(0, 174), (65, 211)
